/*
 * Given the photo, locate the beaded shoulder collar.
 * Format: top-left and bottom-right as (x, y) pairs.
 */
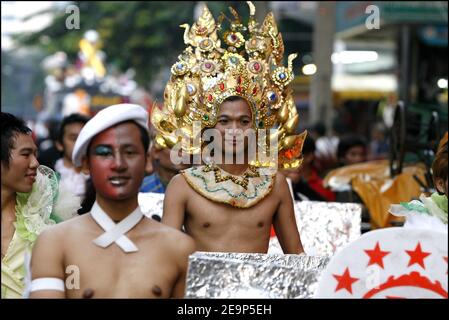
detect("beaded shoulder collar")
(181, 164), (275, 208)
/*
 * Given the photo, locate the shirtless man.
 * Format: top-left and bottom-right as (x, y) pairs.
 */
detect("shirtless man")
(163, 97), (304, 254)
(153, 3), (305, 254)
(29, 104), (195, 298)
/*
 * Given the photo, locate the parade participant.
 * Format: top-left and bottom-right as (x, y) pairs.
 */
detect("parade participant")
(284, 135), (336, 202)
(389, 135), (448, 233)
(1, 112), (78, 298)
(54, 113), (90, 198)
(140, 132), (190, 194)
(336, 135), (367, 167)
(29, 104), (195, 298)
(152, 3), (305, 254)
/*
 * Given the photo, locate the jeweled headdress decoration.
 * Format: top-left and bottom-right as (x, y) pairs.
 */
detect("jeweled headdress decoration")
(151, 1), (306, 168)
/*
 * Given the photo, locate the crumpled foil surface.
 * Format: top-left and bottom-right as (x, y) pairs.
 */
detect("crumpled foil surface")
(138, 195), (362, 257)
(192, 252), (330, 271)
(269, 201), (362, 256)
(185, 252), (329, 299)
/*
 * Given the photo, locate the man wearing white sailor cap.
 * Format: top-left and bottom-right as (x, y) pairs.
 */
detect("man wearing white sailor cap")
(28, 104), (195, 298)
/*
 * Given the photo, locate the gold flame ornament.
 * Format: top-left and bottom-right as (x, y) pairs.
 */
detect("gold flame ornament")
(152, 1), (307, 169)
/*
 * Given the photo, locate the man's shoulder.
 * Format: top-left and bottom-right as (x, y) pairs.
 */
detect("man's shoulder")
(141, 219), (195, 253)
(271, 171), (291, 198)
(34, 215), (85, 252)
(274, 171), (288, 185)
(167, 171), (193, 190)
(40, 214), (90, 239)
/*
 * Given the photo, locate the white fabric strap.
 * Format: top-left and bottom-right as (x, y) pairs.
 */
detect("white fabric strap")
(30, 278), (65, 292)
(90, 202), (143, 253)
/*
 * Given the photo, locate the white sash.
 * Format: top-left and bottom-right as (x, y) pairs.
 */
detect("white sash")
(90, 202), (144, 253)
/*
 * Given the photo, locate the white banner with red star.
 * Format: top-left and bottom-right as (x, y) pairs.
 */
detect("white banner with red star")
(315, 227), (447, 298)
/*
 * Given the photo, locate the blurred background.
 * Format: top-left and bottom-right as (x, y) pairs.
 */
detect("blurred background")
(2, 1), (447, 139)
(2, 1), (447, 132)
(1, 1), (448, 229)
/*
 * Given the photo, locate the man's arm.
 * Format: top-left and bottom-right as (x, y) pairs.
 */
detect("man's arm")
(272, 173), (304, 254)
(162, 174), (188, 230)
(171, 232), (196, 298)
(29, 226), (66, 298)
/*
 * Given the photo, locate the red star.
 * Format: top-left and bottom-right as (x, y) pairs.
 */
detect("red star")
(364, 242), (391, 269)
(405, 242), (431, 269)
(333, 267), (359, 294)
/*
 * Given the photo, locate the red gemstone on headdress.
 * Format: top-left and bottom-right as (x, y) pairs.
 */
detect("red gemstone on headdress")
(205, 63), (212, 69)
(253, 63), (261, 71)
(208, 94), (213, 101)
(231, 34), (237, 41)
(285, 150), (294, 159)
(219, 83), (225, 91)
(236, 86), (242, 93)
(252, 87), (257, 95)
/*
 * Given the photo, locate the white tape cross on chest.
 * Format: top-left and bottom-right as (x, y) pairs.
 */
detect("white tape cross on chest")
(90, 202), (144, 253)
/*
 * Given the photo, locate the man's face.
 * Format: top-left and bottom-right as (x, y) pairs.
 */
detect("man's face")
(344, 146), (366, 165)
(59, 122), (85, 162)
(214, 99), (252, 157)
(1, 133), (39, 193)
(85, 122), (146, 201)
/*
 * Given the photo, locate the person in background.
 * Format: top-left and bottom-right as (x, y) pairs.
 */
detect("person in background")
(54, 113), (90, 199)
(139, 136), (190, 194)
(336, 135), (368, 167)
(37, 119), (61, 170)
(284, 136), (336, 202)
(389, 135), (447, 233)
(368, 122), (389, 161)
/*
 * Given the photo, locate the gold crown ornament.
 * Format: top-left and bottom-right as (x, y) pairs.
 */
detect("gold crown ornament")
(151, 1), (307, 169)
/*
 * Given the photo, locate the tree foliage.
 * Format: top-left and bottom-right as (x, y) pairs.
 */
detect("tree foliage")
(15, 1), (248, 87)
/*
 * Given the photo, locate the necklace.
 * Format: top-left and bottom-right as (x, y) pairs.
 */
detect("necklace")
(203, 164), (260, 190)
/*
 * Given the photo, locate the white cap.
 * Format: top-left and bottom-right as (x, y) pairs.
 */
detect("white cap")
(72, 104), (148, 167)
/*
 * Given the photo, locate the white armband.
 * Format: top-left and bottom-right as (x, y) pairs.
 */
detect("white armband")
(30, 278), (65, 292)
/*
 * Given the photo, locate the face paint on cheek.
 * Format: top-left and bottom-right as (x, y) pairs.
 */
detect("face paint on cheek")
(89, 128), (121, 198)
(91, 166), (120, 198)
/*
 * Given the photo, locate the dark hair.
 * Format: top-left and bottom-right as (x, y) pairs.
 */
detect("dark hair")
(432, 142), (448, 192)
(332, 118), (347, 135)
(1, 112), (32, 168)
(302, 135), (316, 155)
(313, 122), (326, 137)
(337, 135), (367, 160)
(135, 121), (150, 153)
(220, 96), (252, 122)
(58, 113), (90, 144)
(223, 96), (247, 103)
(86, 120), (150, 156)
(78, 178), (96, 215)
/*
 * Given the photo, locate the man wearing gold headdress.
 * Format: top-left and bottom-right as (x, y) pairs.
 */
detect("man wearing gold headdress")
(152, 2), (306, 254)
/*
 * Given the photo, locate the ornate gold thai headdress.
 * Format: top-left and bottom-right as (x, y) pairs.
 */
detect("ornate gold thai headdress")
(151, 1), (306, 168)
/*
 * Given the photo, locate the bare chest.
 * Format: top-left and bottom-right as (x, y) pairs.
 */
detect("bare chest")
(63, 234), (177, 298)
(185, 189), (278, 231)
